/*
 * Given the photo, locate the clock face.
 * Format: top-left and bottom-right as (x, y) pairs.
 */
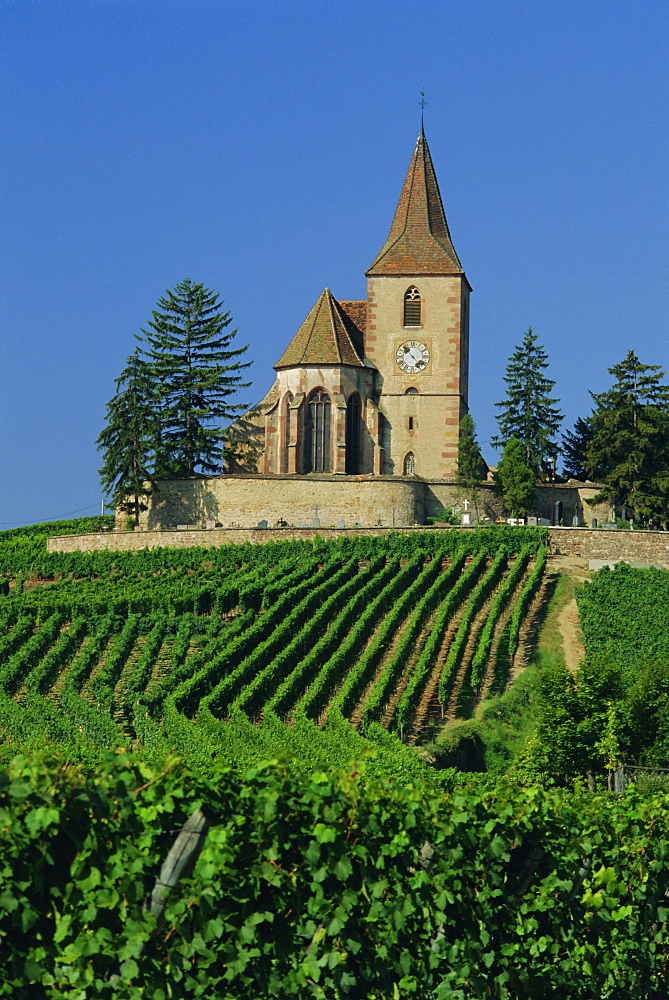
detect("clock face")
(396, 340), (430, 374)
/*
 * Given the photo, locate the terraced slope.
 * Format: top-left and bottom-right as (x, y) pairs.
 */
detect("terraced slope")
(0, 524), (547, 775)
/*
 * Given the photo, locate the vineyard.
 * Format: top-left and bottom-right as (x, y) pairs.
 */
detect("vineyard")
(577, 561), (669, 664)
(0, 519), (547, 776)
(7, 523), (669, 1000)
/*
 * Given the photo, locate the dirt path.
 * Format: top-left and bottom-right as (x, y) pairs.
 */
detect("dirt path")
(556, 598), (585, 673)
(550, 556), (590, 674)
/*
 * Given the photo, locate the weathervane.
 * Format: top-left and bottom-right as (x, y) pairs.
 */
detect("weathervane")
(419, 88), (427, 130)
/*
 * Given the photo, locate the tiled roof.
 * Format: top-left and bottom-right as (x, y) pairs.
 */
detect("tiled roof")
(338, 300), (366, 358)
(274, 289), (366, 369)
(366, 128), (465, 277)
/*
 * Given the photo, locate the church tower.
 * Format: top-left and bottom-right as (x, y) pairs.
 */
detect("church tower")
(365, 127), (471, 478)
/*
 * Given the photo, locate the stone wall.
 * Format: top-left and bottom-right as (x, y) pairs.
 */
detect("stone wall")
(548, 527), (669, 569)
(139, 474), (425, 531)
(47, 523), (669, 567)
(48, 525), (449, 554)
(131, 473), (612, 533)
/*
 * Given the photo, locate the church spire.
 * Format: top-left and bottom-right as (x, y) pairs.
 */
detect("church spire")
(366, 130), (465, 276)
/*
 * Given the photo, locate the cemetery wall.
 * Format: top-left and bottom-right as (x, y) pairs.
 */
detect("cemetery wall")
(137, 475), (424, 531)
(548, 527), (669, 569)
(121, 473), (611, 533)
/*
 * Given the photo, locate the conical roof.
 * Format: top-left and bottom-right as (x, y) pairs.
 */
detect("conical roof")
(274, 288), (366, 369)
(366, 129), (465, 276)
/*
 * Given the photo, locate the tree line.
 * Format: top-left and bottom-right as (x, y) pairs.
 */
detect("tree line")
(459, 327), (669, 526)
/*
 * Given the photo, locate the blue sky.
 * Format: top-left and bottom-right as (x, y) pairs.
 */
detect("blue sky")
(2, 0), (668, 527)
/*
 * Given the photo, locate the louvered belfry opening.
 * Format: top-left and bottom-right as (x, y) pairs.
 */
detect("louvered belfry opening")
(345, 393), (361, 474)
(403, 286), (421, 326)
(304, 389), (331, 472)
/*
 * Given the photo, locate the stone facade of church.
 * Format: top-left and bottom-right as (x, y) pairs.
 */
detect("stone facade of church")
(226, 127), (470, 482)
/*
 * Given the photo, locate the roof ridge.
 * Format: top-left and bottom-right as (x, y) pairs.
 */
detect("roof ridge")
(324, 288), (343, 365)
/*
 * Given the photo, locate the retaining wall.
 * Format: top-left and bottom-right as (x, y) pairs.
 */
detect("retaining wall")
(128, 473), (611, 532)
(46, 523), (669, 567)
(548, 527), (669, 569)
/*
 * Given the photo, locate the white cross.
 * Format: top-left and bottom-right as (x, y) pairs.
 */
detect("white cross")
(462, 499), (470, 511)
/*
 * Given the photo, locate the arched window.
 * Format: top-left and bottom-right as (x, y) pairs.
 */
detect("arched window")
(282, 393), (292, 473)
(405, 386), (419, 395)
(404, 286), (421, 326)
(345, 393), (361, 474)
(304, 390), (331, 472)
(403, 452), (416, 476)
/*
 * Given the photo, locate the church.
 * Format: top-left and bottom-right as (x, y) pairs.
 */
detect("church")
(140, 129), (602, 531)
(229, 125), (471, 482)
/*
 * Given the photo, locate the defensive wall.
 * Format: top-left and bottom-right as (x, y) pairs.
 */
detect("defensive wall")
(121, 473), (611, 533)
(46, 524), (669, 569)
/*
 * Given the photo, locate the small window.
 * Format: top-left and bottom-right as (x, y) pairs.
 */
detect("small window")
(403, 452), (416, 476)
(405, 387), (419, 395)
(408, 416), (414, 431)
(404, 286), (421, 326)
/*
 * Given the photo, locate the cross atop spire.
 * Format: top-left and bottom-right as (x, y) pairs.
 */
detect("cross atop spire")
(419, 89), (427, 132)
(366, 129), (465, 277)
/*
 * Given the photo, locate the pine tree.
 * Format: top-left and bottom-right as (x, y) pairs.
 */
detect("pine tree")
(140, 278), (250, 475)
(561, 416), (593, 480)
(495, 436), (536, 516)
(97, 351), (156, 525)
(492, 328), (563, 474)
(585, 351), (669, 523)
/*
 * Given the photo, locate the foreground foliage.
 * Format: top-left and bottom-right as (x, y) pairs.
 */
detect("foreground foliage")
(2, 752), (669, 1000)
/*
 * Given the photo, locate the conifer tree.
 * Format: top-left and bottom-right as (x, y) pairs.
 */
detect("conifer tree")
(140, 278), (250, 475)
(457, 414), (484, 483)
(585, 351), (669, 523)
(97, 351), (156, 525)
(495, 436), (537, 516)
(457, 414), (485, 518)
(561, 416), (593, 480)
(492, 328), (563, 474)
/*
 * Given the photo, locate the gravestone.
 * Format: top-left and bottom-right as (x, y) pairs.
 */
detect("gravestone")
(312, 517), (321, 528)
(258, 520), (268, 529)
(336, 520), (345, 529)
